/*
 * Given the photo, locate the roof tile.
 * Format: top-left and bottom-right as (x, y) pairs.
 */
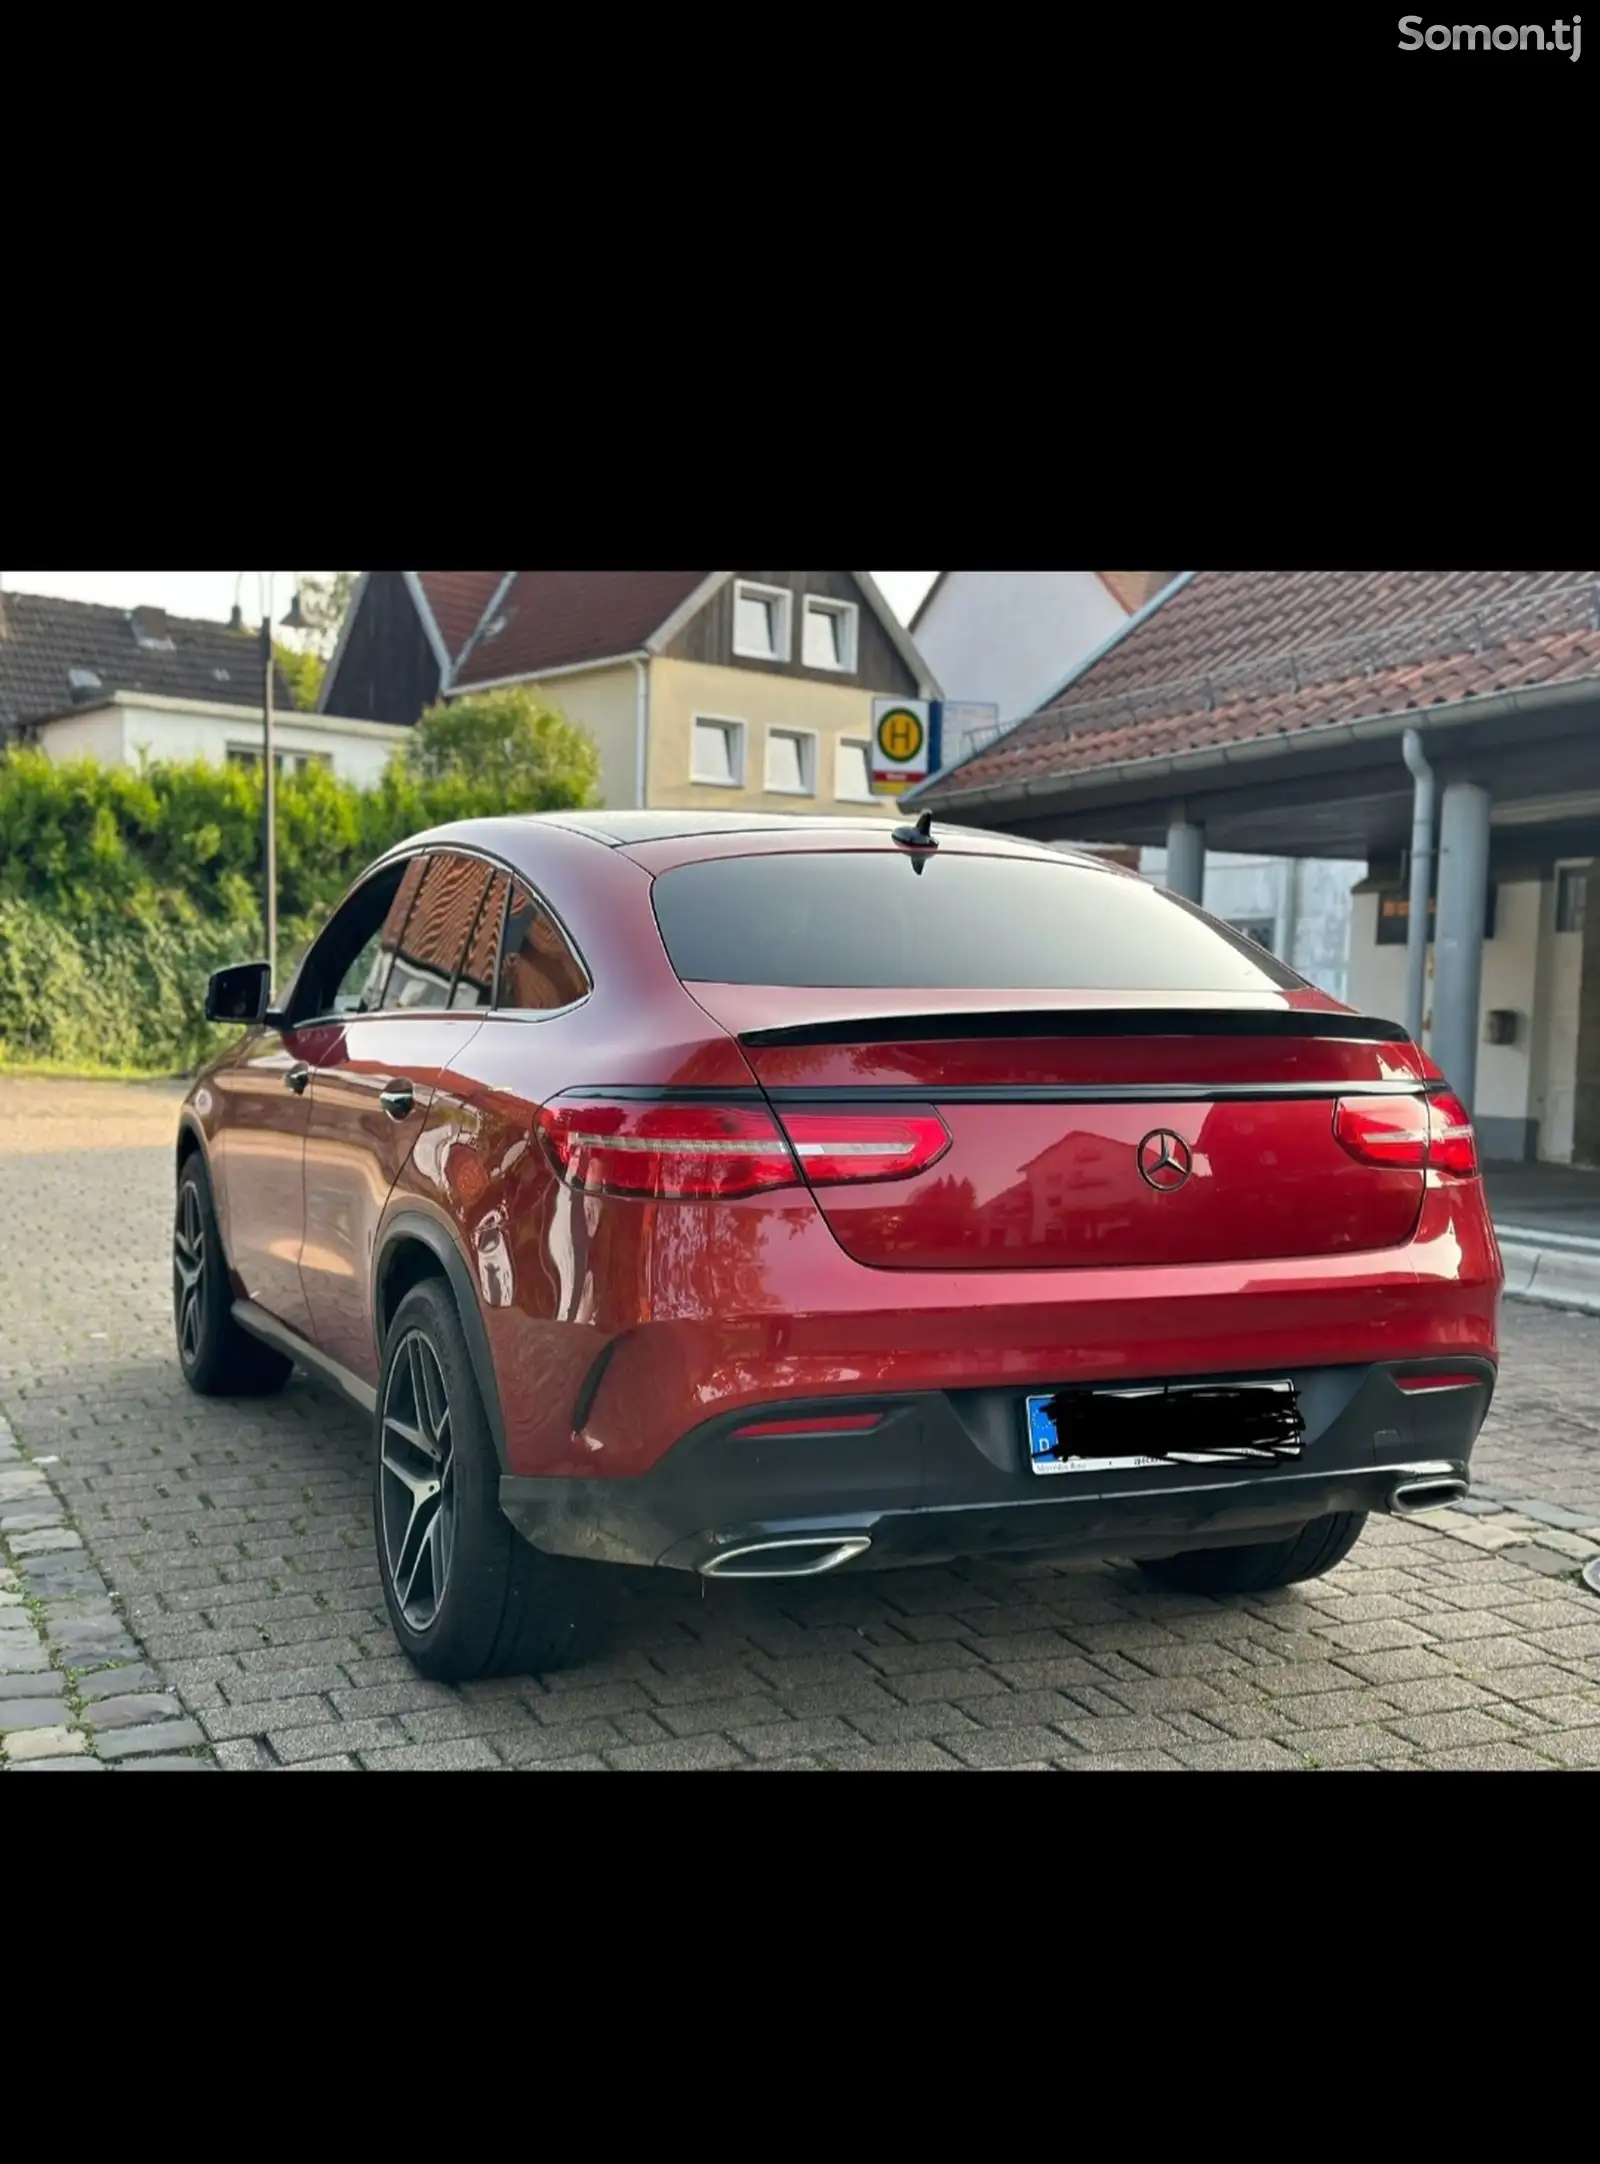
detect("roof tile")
(450, 572), (712, 686)
(415, 573), (507, 661)
(922, 571), (1600, 804)
(0, 589), (296, 739)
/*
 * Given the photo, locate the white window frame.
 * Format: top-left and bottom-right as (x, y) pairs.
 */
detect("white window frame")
(1555, 857), (1592, 935)
(690, 712), (747, 788)
(731, 579), (793, 664)
(763, 726), (818, 797)
(227, 743), (316, 775)
(801, 594), (859, 674)
(834, 735), (877, 803)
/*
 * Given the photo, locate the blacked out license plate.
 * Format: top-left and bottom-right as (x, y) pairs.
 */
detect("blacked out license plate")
(1026, 1380), (1304, 1476)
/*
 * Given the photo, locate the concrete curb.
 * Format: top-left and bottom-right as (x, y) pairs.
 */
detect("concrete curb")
(1498, 1232), (1600, 1317)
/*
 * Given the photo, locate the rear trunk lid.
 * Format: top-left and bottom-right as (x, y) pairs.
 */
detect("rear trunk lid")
(694, 989), (1430, 1271)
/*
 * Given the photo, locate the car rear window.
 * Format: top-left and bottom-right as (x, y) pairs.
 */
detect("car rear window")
(649, 850), (1305, 992)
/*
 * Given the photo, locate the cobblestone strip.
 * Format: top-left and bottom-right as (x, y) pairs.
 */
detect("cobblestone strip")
(0, 1411), (213, 1771)
(1419, 1490), (1600, 1574)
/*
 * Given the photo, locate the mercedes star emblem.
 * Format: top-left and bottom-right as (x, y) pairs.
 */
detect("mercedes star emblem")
(1138, 1129), (1193, 1192)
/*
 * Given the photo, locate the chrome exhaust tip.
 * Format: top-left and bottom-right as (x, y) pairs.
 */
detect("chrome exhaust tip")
(1390, 1476), (1470, 1516)
(699, 1536), (872, 1581)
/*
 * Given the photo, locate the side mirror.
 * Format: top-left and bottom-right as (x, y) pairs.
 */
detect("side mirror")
(205, 961), (273, 1025)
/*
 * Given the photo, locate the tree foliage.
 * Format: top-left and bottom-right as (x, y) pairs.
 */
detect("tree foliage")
(294, 572), (360, 656)
(271, 572), (360, 709)
(0, 692), (603, 1074)
(403, 688), (603, 809)
(274, 639), (326, 713)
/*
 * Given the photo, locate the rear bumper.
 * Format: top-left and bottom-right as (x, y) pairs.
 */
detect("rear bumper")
(499, 1357), (1495, 1574)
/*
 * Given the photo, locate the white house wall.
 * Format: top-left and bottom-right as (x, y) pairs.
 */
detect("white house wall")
(1345, 878), (1567, 1163)
(1142, 846), (1359, 1004)
(912, 572), (1127, 723)
(1539, 879), (1584, 1163)
(28, 709), (129, 763)
(36, 700), (404, 788)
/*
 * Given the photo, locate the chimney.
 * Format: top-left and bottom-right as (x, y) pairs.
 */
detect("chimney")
(129, 605), (174, 650)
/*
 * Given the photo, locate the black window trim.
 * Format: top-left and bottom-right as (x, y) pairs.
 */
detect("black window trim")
(382, 852), (498, 1018)
(493, 868), (593, 1022)
(285, 853), (426, 1030)
(440, 860), (496, 1011)
(446, 864), (508, 1012)
(372, 851), (430, 1014)
(285, 843), (593, 1031)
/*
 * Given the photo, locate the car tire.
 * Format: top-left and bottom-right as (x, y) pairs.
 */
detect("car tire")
(174, 1154), (294, 1397)
(1135, 1510), (1368, 1596)
(374, 1277), (603, 1682)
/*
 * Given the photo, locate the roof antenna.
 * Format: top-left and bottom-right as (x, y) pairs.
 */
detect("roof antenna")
(892, 808), (937, 850)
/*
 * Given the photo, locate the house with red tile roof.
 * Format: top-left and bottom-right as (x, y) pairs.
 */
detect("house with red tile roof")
(908, 571), (1356, 997)
(911, 570), (1600, 1166)
(319, 572), (939, 817)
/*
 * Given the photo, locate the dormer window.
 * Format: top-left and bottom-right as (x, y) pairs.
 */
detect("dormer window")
(732, 580), (792, 663)
(128, 606), (175, 651)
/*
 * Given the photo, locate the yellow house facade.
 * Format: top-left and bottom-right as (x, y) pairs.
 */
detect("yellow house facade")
(319, 571), (941, 816)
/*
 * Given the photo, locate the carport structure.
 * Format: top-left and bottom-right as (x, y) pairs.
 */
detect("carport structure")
(911, 573), (1600, 1165)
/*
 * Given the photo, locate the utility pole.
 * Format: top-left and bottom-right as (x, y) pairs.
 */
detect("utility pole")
(261, 596), (277, 988)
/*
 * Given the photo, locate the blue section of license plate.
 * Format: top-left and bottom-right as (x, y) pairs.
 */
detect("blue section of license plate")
(1026, 1381), (1303, 1476)
(1027, 1394), (1167, 1476)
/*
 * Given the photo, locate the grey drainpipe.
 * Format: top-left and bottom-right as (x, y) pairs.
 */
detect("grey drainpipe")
(1402, 728), (1435, 1045)
(631, 656), (650, 808)
(1272, 859), (1298, 971)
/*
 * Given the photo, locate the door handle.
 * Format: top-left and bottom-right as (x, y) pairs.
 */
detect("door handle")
(285, 1063), (311, 1095)
(380, 1081), (415, 1120)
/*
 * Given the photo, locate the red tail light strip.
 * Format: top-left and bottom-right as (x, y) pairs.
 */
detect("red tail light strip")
(1332, 1089), (1480, 1178)
(537, 1098), (951, 1201)
(779, 1110), (951, 1186)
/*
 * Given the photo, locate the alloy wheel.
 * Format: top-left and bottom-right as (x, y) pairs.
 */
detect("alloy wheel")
(174, 1181), (206, 1367)
(379, 1330), (458, 1631)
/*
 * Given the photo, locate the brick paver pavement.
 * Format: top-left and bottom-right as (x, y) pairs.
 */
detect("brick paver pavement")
(2, 1076), (1598, 1772)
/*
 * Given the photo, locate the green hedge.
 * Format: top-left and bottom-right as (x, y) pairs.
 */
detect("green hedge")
(0, 727), (598, 1075)
(0, 892), (309, 1073)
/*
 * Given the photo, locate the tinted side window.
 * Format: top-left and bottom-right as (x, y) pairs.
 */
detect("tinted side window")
(649, 851), (1306, 993)
(384, 853), (492, 1011)
(290, 857), (415, 1021)
(497, 879), (588, 1012)
(452, 870), (509, 1010)
(329, 856), (426, 1016)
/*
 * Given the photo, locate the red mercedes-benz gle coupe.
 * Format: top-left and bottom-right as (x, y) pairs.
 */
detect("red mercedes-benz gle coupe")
(174, 810), (1501, 1680)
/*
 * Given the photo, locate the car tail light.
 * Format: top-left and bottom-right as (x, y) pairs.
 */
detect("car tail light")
(1333, 1091), (1479, 1177)
(775, 1108), (951, 1187)
(536, 1098), (951, 1200)
(1425, 1091), (1479, 1177)
(538, 1099), (797, 1199)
